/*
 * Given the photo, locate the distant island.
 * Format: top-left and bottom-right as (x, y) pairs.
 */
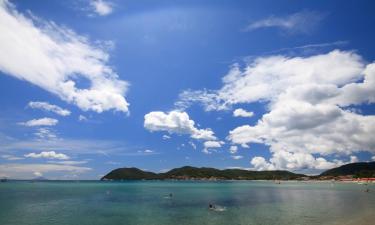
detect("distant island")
(101, 166), (304, 181)
(101, 162), (375, 181)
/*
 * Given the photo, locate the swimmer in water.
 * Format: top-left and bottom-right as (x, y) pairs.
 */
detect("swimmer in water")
(164, 193), (173, 199)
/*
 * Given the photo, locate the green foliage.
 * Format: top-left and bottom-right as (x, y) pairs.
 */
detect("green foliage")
(101, 166), (305, 180)
(319, 162), (375, 177)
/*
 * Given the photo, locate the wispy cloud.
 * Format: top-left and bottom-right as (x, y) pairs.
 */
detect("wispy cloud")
(231, 155), (243, 160)
(263, 41), (349, 56)
(18, 118), (58, 127)
(0, 163), (91, 179)
(0, 135), (135, 157)
(1, 154), (24, 160)
(244, 10), (326, 34)
(0, 1), (129, 113)
(47, 160), (88, 165)
(34, 128), (58, 140)
(27, 101), (71, 116)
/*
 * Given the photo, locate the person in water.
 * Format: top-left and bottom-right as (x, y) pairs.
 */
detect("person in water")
(209, 203), (215, 209)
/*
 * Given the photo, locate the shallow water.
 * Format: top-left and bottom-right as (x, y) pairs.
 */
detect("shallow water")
(0, 181), (374, 225)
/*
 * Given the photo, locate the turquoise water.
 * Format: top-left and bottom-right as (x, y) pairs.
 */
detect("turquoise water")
(0, 181), (374, 225)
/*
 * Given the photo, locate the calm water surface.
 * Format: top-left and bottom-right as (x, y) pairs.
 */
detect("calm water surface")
(0, 181), (374, 225)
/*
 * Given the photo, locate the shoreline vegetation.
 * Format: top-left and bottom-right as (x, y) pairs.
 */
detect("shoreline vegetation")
(100, 162), (375, 182)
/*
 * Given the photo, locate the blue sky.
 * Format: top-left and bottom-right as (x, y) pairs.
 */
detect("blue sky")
(1, 0), (375, 179)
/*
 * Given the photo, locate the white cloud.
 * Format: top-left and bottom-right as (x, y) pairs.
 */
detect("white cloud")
(241, 143), (249, 148)
(233, 108), (254, 118)
(189, 141), (197, 149)
(229, 145), (238, 154)
(162, 134), (171, 140)
(178, 50), (375, 170)
(78, 115), (88, 121)
(24, 151), (69, 160)
(90, 0), (113, 16)
(28, 101), (71, 116)
(33, 171), (42, 177)
(34, 128), (58, 140)
(250, 156), (275, 171)
(0, 137), (129, 155)
(204, 140), (223, 148)
(144, 110), (217, 141)
(244, 10), (325, 34)
(350, 155), (359, 163)
(144, 149), (153, 153)
(0, 1), (129, 113)
(19, 117), (58, 127)
(231, 155), (243, 160)
(372, 156), (375, 161)
(0, 163), (91, 179)
(203, 140), (224, 154)
(250, 152), (357, 171)
(1, 154), (23, 160)
(47, 160), (88, 165)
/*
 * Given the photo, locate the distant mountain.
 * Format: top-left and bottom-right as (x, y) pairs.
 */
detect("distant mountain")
(319, 162), (375, 178)
(101, 166), (305, 181)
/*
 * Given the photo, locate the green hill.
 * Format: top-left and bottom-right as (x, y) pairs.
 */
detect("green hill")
(101, 167), (158, 180)
(101, 166), (305, 181)
(319, 162), (375, 178)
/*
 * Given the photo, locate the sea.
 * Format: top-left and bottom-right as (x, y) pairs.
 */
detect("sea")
(0, 180), (374, 225)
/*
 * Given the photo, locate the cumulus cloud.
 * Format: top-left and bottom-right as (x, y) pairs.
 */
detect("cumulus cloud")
(24, 151), (69, 160)
(178, 50), (375, 170)
(90, 0), (113, 16)
(28, 101), (71, 116)
(233, 108), (254, 118)
(251, 156), (275, 171)
(203, 140), (224, 154)
(0, 1), (129, 113)
(250, 152), (357, 171)
(244, 10), (325, 34)
(144, 110), (217, 141)
(19, 118), (58, 127)
(229, 145), (238, 154)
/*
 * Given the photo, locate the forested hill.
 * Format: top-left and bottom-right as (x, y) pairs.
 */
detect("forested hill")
(319, 162), (375, 178)
(101, 166), (305, 180)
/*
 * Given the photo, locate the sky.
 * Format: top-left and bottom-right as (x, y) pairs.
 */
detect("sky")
(1, 0), (375, 179)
